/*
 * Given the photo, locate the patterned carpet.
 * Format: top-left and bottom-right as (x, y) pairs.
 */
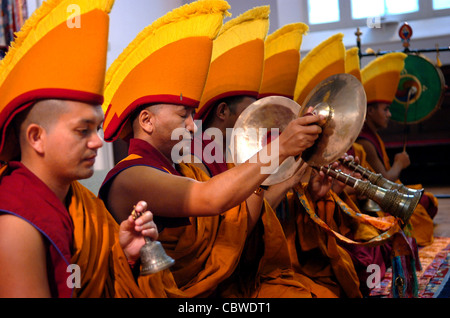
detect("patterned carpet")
(369, 237), (450, 298)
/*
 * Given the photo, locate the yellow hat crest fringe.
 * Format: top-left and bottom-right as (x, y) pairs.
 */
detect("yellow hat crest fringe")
(0, 0), (114, 86)
(102, 0), (231, 141)
(361, 52), (407, 104)
(345, 47), (362, 82)
(294, 33), (345, 105)
(259, 22), (308, 99)
(210, 5), (270, 62)
(0, 0), (114, 161)
(264, 22), (308, 60)
(195, 5), (270, 120)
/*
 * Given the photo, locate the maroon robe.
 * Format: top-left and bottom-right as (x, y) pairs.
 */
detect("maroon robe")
(99, 138), (190, 231)
(0, 162), (74, 297)
(190, 133), (228, 176)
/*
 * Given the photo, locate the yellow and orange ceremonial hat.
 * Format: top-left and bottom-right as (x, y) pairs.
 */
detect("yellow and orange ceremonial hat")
(361, 52), (407, 105)
(294, 33), (345, 106)
(345, 47), (362, 82)
(258, 22), (309, 99)
(0, 0), (114, 161)
(194, 6), (270, 121)
(102, 0), (230, 142)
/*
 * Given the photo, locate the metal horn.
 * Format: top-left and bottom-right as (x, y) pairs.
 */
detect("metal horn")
(316, 166), (422, 224)
(340, 158), (424, 197)
(131, 208), (175, 275)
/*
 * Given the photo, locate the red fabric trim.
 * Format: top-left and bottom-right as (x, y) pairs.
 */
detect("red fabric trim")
(257, 93), (293, 100)
(367, 99), (392, 106)
(104, 94), (199, 142)
(0, 162), (74, 297)
(0, 89), (104, 157)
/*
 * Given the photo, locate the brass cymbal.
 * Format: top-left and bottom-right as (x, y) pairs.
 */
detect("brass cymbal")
(300, 73), (367, 167)
(229, 74), (366, 185)
(229, 96), (303, 185)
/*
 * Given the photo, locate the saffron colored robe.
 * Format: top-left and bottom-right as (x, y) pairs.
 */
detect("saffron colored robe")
(0, 161), (183, 298)
(192, 136), (365, 297)
(100, 138), (334, 298)
(197, 135), (405, 297)
(357, 124), (438, 246)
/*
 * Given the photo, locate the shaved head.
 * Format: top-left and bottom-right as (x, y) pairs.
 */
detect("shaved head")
(22, 99), (71, 131)
(16, 99), (72, 145)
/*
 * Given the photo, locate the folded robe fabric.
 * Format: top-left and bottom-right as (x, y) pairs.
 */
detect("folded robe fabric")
(357, 124), (437, 247)
(0, 161), (184, 298)
(100, 137), (335, 297)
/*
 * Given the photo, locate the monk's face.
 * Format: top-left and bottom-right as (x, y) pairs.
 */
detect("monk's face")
(43, 101), (104, 182)
(367, 102), (391, 130)
(224, 96), (256, 129)
(148, 104), (196, 160)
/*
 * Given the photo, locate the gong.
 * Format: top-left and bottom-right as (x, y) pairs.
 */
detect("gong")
(391, 54), (445, 124)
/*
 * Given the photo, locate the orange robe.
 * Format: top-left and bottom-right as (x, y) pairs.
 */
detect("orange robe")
(175, 163), (337, 298)
(356, 126), (438, 246)
(192, 136), (363, 297)
(100, 138), (332, 298)
(69, 181), (184, 298)
(0, 161), (183, 298)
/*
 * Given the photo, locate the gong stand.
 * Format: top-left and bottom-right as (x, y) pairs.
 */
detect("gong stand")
(354, 23), (450, 60)
(355, 23), (448, 152)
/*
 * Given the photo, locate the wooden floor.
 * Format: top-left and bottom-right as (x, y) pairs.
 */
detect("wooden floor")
(426, 185), (450, 238)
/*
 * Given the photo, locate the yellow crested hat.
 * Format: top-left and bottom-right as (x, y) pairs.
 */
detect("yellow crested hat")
(361, 52), (407, 104)
(194, 5), (270, 121)
(0, 0), (114, 161)
(258, 22), (309, 99)
(102, 0), (231, 142)
(345, 47), (362, 82)
(294, 33), (345, 106)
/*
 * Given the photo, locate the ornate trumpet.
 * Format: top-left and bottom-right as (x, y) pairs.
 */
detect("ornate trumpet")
(131, 208), (175, 275)
(340, 158), (424, 197)
(230, 73), (423, 224)
(316, 165), (422, 223)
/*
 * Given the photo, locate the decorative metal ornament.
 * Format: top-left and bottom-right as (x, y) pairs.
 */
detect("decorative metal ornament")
(131, 208), (175, 275)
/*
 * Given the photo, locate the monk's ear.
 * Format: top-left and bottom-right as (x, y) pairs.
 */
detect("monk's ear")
(25, 124), (46, 154)
(215, 102), (229, 121)
(138, 108), (155, 134)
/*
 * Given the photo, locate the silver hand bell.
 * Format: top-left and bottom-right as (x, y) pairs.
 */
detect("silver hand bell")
(132, 208), (175, 275)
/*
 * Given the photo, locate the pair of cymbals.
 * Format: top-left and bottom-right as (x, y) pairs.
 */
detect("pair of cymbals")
(229, 73), (367, 185)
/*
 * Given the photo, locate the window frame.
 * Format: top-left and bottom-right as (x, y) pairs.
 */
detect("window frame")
(306, 0), (450, 32)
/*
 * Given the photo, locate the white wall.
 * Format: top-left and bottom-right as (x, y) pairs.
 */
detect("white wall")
(107, 0), (184, 67)
(274, 0), (450, 67)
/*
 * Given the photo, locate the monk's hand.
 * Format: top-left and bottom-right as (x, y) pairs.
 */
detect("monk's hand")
(119, 201), (159, 264)
(307, 167), (333, 202)
(332, 154), (363, 195)
(278, 107), (323, 159)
